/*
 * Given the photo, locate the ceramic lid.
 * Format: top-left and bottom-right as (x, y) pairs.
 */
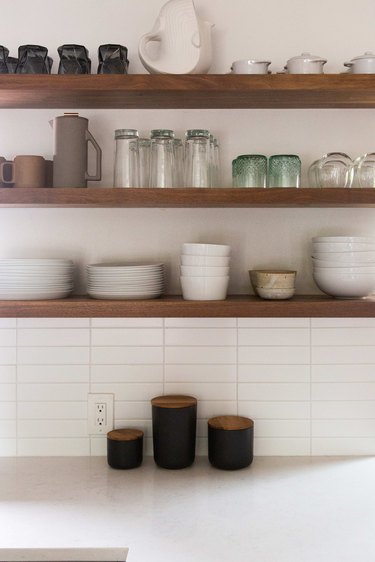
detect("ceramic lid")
(233, 59), (271, 65)
(287, 52), (327, 63)
(345, 51), (375, 64)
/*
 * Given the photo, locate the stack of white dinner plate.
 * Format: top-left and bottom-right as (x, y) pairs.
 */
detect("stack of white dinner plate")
(180, 243), (231, 300)
(87, 262), (165, 300)
(312, 236), (375, 297)
(0, 259), (74, 300)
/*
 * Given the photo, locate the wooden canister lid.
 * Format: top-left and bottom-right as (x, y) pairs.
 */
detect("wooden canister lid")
(107, 428), (144, 441)
(151, 395), (197, 409)
(208, 415), (253, 431)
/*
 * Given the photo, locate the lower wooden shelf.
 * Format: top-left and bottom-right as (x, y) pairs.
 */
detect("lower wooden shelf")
(0, 295), (374, 318)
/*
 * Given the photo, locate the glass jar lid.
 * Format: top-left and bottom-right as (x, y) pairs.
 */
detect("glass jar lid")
(150, 129), (175, 139)
(186, 129), (210, 139)
(115, 129), (139, 139)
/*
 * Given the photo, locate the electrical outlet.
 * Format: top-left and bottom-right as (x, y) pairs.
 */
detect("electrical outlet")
(88, 393), (114, 435)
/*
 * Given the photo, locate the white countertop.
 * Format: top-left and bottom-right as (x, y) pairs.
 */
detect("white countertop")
(1, 456), (375, 562)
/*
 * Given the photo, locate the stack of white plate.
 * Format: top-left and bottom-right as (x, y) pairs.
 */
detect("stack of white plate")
(180, 243), (231, 300)
(87, 262), (165, 300)
(0, 259), (74, 300)
(312, 236), (375, 297)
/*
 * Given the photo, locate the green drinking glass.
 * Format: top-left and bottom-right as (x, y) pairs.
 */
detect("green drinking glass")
(232, 154), (267, 187)
(268, 154), (301, 188)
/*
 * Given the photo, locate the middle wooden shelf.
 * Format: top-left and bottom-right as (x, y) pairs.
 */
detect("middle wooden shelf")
(1, 187), (375, 208)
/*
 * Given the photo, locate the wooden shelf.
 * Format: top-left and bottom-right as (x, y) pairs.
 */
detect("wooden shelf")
(2, 187), (375, 208)
(1, 295), (375, 318)
(0, 74), (375, 109)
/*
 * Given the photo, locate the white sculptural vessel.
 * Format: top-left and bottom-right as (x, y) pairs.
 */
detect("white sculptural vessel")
(139, 0), (213, 74)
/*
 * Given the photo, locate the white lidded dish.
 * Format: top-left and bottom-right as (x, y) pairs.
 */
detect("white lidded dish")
(284, 52), (327, 74)
(344, 52), (375, 74)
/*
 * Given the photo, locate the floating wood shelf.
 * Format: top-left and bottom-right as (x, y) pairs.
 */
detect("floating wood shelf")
(2, 187), (375, 208)
(0, 295), (375, 318)
(0, 74), (375, 109)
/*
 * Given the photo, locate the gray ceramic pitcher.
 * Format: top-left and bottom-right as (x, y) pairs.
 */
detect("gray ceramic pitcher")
(50, 113), (102, 187)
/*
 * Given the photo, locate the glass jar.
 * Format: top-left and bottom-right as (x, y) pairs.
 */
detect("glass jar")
(184, 129), (211, 188)
(113, 129), (139, 188)
(150, 129), (175, 188)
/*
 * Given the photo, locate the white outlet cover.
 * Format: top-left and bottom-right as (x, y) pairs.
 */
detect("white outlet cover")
(88, 393), (114, 435)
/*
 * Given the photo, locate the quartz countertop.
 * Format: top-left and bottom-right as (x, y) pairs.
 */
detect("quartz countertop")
(1, 456), (375, 562)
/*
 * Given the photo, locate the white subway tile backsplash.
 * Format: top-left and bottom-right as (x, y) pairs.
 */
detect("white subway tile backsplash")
(91, 328), (163, 347)
(18, 329), (90, 347)
(312, 401), (375, 419)
(164, 382), (236, 401)
(91, 365), (163, 383)
(238, 318), (310, 328)
(18, 420), (87, 438)
(239, 364), (310, 383)
(165, 328), (236, 346)
(312, 383), (375, 401)
(91, 318), (163, 328)
(238, 383), (310, 401)
(91, 383), (163, 401)
(312, 438), (375, 456)
(254, 438), (310, 456)
(18, 347), (89, 365)
(312, 346), (375, 364)
(18, 365), (89, 384)
(238, 328), (309, 347)
(239, 346), (310, 365)
(18, 438), (90, 456)
(312, 364), (375, 383)
(18, 402), (87, 420)
(18, 383), (89, 402)
(165, 318), (236, 328)
(91, 346), (163, 365)
(0, 330), (16, 347)
(238, 401), (310, 420)
(165, 346), (236, 365)
(0, 439), (16, 456)
(3, 315), (375, 457)
(312, 420), (375, 438)
(0, 365), (16, 383)
(312, 328), (375, 347)
(165, 364), (236, 383)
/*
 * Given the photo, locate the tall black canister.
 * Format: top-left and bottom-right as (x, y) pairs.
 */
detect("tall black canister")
(151, 395), (197, 469)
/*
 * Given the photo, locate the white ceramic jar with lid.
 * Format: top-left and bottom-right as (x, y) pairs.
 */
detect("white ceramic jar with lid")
(231, 59), (271, 74)
(284, 52), (327, 74)
(344, 52), (375, 74)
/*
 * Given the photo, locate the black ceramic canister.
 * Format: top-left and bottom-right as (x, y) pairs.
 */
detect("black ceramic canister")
(107, 428), (144, 469)
(151, 395), (197, 469)
(208, 415), (254, 470)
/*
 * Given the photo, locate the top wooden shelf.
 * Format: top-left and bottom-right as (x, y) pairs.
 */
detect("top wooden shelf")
(1, 74), (375, 109)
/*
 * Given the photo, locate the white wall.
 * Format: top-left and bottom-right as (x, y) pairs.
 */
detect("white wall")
(1, 1), (375, 457)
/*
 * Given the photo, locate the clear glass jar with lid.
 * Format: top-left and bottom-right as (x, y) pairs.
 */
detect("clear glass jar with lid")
(113, 128), (139, 188)
(150, 129), (175, 188)
(184, 129), (211, 188)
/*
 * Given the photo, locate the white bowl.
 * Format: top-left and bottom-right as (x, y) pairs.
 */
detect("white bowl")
(312, 236), (375, 244)
(181, 255), (231, 267)
(312, 257), (375, 268)
(312, 242), (375, 252)
(182, 243), (231, 257)
(180, 276), (229, 300)
(313, 270), (375, 298)
(181, 265), (230, 277)
(313, 265), (375, 274)
(312, 251), (375, 262)
(255, 287), (295, 300)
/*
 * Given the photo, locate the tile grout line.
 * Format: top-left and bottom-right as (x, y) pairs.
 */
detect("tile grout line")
(162, 318), (166, 394)
(236, 318), (239, 415)
(309, 317), (313, 456)
(15, 318), (18, 456)
(89, 317), (92, 456)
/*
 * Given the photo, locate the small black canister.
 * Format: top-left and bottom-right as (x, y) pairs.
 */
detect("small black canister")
(107, 428), (143, 469)
(208, 415), (254, 470)
(151, 395), (197, 469)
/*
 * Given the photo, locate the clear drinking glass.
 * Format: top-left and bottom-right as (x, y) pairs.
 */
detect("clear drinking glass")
(268, 154), (301, 188)
(316, 152), (353, 188)
(150, 129), (175, 188)
(213, 138), (221, 187)
(232, 154), (267, 187)
(173, 139), (184, 187)
(184, 129), (211, 188)
(356, 153), (375, 187)
(138, 138), (151, 188)
(113, 129), (139, 188)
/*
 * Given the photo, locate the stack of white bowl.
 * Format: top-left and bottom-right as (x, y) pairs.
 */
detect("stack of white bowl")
(87, 262), (165, 300)
(0, 259), (74, 300)
(312, 236), (375, 298)
(180, 243), (230, 300)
